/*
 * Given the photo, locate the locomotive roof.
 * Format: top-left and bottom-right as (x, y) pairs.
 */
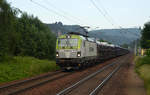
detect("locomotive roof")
(58, 34), (122, 48)
(67, 32), (89, 37)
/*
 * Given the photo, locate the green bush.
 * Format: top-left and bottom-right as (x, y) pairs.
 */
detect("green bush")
(146, 49), (150, 56)
(135, 56), (150, 95)
(0, 56), (59, 83)
(135, 56), (150, 68)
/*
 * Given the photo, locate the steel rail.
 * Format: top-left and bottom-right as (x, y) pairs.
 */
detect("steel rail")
(0, 70), (62, 90)
(56, 62), (118, 95)
(8, 73), (73, 95)
(89, 61), (123, 95)
(89, 55), (128, 95)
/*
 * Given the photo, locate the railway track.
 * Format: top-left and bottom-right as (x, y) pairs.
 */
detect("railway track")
(0, 70), (73, 95)
(89, 62), (122, 95)
(56, 55), (128, 95)
(0, 55), (128, 95)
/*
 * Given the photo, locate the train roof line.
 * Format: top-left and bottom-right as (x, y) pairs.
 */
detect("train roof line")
(67, 32), (89, 37)
(64, 33), (127, 49)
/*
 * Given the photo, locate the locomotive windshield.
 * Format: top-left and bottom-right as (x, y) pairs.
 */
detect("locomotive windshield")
(58, 38), (78, 47)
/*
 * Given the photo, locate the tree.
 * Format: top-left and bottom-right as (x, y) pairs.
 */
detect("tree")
(0, 0), (18, 60)
(15, 13), (56, 59)
(141, 22), (150, 49)
(0, 0), (56, 60)
(121, 44), (128, 48)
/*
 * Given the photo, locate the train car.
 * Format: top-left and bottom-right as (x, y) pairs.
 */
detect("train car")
(56, 32), (128, 70)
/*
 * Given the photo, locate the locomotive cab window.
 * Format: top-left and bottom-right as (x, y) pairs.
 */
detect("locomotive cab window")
(58, 38), (78, 47)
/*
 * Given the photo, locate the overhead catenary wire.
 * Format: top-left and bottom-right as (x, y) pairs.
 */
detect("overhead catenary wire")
(90, 0), (128, 40)
(90, 0), (121, 28)
(95, 0), (118, 26)
(90, 0), (116, 27)
(96, 0), (134, 35)
(31, 0), (140, 38)
(30, 0), (82, 25)
(44, 0), (92, 26)
(31, 0), (101, 30)
(97, 0), (140, 37)
(90, 0), (140, 37)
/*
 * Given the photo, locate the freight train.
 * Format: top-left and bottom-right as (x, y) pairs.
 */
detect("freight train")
(56, 32), (129, 70)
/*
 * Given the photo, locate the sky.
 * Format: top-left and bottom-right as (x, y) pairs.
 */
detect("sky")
(7, 0), (150, 29)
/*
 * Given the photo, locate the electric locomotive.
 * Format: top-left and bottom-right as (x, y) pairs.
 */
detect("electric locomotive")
(56, 32), (128, 70)
(56, 32), (98, 70)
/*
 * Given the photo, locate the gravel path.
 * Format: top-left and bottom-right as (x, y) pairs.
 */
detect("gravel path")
(123, 61), (146, 95)
(98, 54), (146, 95)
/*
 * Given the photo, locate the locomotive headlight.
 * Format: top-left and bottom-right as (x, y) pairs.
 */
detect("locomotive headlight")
(67, 35), (71, 38)
(77, 52), (81, 57)
(77, 53), (81, 57)
(56, 52), (59, 57)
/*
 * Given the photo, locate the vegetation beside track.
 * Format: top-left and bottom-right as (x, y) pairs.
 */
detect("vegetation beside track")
(0, 0), (56, 61)
(0, 56), (59, 84)
(135, 56), (150, 95)
(0, 0), (59, 84)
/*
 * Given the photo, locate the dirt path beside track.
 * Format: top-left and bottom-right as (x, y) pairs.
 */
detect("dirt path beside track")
(123, 62), (146, 95)
(99, 55), (146, 95)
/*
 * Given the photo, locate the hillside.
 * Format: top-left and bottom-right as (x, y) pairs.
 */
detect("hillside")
(46, 22), (86, 36)
(89, 28), (141, 45)
(46, 22), (141, 45)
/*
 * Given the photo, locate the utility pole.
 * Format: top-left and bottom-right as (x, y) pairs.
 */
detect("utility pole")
(134, 40), (137, 55)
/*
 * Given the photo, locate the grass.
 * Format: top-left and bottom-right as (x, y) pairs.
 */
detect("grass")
(135, 56), (150, 95)
(0, 56), (59, 84)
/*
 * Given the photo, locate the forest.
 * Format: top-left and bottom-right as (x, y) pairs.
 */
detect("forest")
(0, 0), (56, 61)
(0, 0), (58, 83)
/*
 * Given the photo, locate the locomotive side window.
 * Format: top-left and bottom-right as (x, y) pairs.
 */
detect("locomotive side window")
(83, 41), (85, 47)
(58, 39), (60, 44)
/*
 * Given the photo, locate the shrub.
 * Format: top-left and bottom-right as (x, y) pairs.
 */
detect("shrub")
(135, 56), (150, 68)
(146, 49), (150, 56)
(135, 56), (150, 95)
(0, 56), (59, 83)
